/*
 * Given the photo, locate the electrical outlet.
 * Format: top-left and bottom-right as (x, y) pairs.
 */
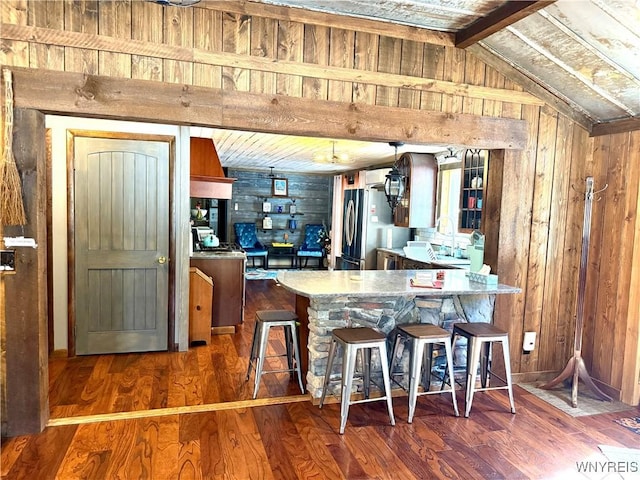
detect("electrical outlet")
(0, 250), (16, 271)
(523, 331), (536, 351)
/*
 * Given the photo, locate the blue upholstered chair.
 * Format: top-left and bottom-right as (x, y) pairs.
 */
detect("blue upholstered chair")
(234, 223), (268, 268)
(296, 224), (326, 269)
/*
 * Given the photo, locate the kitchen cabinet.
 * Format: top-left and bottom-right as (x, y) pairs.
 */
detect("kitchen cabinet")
(459, 149), (488, 232)
(394, 152), (437, 228)
(188, 267), (213, 345)
(190, 256), (245, 331)
(399, 257), (462, 270)
(399, 257), (430, 270)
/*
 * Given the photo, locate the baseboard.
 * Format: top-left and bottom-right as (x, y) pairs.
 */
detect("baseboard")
(50, 349), (68, 358)
(512, 370), (560, 384)
(211, 326), (235, 335)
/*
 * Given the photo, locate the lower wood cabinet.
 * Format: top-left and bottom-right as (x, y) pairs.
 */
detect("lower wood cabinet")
(190, 257), (245, 330)
(399, 258), (462, 270)
(399, 257), (431, 270)
(189, 267), (213, 345)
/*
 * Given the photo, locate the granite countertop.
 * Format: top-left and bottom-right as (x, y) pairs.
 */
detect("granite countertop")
(190, 251), (246, 259)
(276, 269), (521, 299)
(376, 247), (471, 269)
(377, 247), (406, 255)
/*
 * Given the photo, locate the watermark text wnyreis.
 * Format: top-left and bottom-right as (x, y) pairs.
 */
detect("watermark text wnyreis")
(576, 460), (639, 474)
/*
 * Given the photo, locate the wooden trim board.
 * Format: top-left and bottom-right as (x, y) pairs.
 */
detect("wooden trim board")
(47, 394), (311, 427)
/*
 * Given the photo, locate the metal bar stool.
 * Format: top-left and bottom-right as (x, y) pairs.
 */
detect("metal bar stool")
(246, 310), (305, 399)
(319, 327), (395, 434)
(390, 324), (459, 422)
(452, 322), (516, 417)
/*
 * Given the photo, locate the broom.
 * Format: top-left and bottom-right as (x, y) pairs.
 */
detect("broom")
(1, 68), (26, 226)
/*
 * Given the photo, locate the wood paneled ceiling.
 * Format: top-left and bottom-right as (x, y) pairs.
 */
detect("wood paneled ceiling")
(195, 0), (638, 174)
(191, 127), (450, 175)
(253, 0), (639, 134)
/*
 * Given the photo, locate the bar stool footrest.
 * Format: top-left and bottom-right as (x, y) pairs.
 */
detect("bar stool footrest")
(349, 395), (393, 406)
(472, 385), (511, 393)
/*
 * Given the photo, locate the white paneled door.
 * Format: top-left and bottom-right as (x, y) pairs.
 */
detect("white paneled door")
(73, 134), (171, 354)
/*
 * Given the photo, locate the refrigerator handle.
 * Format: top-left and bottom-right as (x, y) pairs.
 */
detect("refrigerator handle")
(345, 199), (355, 247)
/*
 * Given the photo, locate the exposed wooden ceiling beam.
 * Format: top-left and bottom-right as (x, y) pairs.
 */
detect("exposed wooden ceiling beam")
(0, 24), (543, 107)
(591, 117), (640, 137)
(8, 67), (528, 150)
(456, 1), (557, 49)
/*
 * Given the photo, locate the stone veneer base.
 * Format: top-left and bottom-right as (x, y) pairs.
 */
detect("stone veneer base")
(306, 293), (495, 398)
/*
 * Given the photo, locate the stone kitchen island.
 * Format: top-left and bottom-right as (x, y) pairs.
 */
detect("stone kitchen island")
(276, 269), (521, 398)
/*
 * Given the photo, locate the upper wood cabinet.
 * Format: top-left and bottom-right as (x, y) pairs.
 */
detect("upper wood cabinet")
(394, 152), (437, 228)
(459, 149), (488, 232)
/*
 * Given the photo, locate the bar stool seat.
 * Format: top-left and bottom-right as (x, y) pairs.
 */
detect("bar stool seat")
(452, 322), (516, 417)
(319, 327), (395, 434)
(246, 310), (305, 399)
(390, 324), (459, 422)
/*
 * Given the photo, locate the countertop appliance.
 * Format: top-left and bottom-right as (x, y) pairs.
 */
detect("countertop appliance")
(193, 226), (214, 241)
(192, 226), (232, 250)
(403, 241), (437, 263)
(199, 242), (243, 253)
(341, 186), (410, 270)
(191, 226), (244, 256)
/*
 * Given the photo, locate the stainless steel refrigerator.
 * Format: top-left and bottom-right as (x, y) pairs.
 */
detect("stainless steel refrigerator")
(341, 185), (410, 270)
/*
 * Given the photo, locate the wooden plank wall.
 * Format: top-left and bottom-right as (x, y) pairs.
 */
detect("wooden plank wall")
(227, 169), (332, 249)
(2, 109), (50, 437)
(0, 0), (638, 406)
(587, 131), (640, 404)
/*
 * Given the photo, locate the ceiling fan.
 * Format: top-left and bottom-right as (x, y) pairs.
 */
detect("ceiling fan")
(313, 141), (350, 164)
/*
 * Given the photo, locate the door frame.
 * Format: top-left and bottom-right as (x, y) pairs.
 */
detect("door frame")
(66, 129), (177, 356)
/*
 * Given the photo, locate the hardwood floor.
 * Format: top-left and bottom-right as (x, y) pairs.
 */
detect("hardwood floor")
(2, 279), (639, 479)
(48, 279), (301, 419)
(3, 386), (639, 479)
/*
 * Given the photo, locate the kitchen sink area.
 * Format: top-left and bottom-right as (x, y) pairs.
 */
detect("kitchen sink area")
(434, 256), (471, 267)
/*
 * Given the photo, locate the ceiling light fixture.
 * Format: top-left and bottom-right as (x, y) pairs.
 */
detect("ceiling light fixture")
(384, 141), (405, 213)
(149, 0), (201, 7)
(438, 147), (460, 165)
(313, 141), (350, 164)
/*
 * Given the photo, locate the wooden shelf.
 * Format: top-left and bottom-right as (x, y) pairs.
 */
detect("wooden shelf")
(459, 149), (488, 232)
(261, 212), (304, 216)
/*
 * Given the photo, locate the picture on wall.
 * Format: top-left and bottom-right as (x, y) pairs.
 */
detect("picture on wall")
(272, 178), (288, 197)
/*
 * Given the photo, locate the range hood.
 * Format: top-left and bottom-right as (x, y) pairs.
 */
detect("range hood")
(190, 137), (235, 199)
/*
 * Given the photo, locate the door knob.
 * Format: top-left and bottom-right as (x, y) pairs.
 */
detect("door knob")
(157, 256), (167, 264)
